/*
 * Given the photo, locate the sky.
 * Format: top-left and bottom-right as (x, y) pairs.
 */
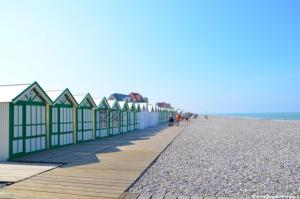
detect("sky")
(0, 0), (299, 113)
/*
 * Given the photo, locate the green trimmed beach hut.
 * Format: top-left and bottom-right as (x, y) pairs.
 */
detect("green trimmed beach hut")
(47, 89), (78, 148)
(159, 107), (163, 123)
(119, 101), (129, 133)
(94, 97), (110, 138)
(134, 103), (141, 130)
(107, 99), (121, 136)
(74, 94), (97, 143)
(0, 82), (52, 161)
(128, 102), (137, 132)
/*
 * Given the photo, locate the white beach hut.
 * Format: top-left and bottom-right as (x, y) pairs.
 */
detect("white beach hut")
(74, 94), (97, 143)
(128, 102), (137, 132)
(136, 102), (148, 129)
(147, 104), (155, 127)
(94, 97), (110, 138)
(134, 103), (141, 130)
(0, 82), (52, 161)
(47, 89), (78, 148)
(107, 99), (121, 136)
(119, 101), (129, 134)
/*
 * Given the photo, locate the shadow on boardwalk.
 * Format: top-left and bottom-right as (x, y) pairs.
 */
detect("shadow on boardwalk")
(11, 125), (169, 168)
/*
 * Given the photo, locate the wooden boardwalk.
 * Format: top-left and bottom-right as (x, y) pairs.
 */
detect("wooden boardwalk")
(0, 125), (185, 199)
(0, 162), (59, 183)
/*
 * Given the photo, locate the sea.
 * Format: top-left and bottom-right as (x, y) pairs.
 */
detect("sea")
(216, 112), (300, 121)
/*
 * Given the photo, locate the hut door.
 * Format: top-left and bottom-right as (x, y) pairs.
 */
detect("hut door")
(12, 105), (24, 156)
(25, 104), (46, 153)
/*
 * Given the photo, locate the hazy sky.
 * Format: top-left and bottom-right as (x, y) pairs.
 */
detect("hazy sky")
(0, 0), (299, 113)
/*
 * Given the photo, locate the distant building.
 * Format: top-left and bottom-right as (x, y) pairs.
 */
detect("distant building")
(156, 102), (172, 109)
(108, 93), (130, 101)
(108, 92), (148, 102)
(128, 92), (148, 103)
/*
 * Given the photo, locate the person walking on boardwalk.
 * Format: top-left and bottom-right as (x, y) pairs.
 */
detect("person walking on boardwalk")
(169, 115), (174, 126)
(176, 113), (181, 126)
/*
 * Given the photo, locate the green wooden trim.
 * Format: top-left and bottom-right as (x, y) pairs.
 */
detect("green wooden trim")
(97, 97), (110, 110)
(9, 103), (48, 159)
(76, 107), (94, 143)
(15, 101), (46, 106)
(52, 89), (79, 107)
(109, 100), (121, 111)
(78, 93), (97, 108)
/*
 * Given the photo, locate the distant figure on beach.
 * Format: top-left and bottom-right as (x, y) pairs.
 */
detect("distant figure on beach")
(176, 113), (181, 126)
(169, 115), (174, 126)
(205, 115), (208, 119)
(185, 114), (189, 122)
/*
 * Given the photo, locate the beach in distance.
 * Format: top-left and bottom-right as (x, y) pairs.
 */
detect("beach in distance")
(130, 116), (300, 197)
(214, 112), (300, 121)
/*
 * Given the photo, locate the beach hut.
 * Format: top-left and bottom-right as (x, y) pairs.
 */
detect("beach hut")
(128, 102), (137, 132)
(136, 102), (148, 129)
(47, 89), (78, 148)
(74, 94), (97, 143)
(159, 107), (164, 123)
(107, 99), (121, 135)
(147, 104), (155, 127)
(0, 82), (52, 161)
(119, 101), (129, 133)
(163, 108), (169, 123)
(94, 97), (110, 138)
(134, 103), (141, 130)
(154, 106), (160, 126)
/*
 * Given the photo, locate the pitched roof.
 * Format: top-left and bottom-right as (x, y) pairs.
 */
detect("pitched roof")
(135, 103), (141, 111)
(94, 97), (110, 109)
(118, 101), (129, 111)
(74, 93), (96, 108)
(47, 89), (78, 106)
(107, 99), (121, 110)
(128, 102), (136, 111)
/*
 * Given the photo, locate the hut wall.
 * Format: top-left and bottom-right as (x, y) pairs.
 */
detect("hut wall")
(0, 103), (9, 161)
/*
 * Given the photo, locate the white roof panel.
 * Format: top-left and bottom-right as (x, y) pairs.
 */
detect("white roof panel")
(0, 84), (30, 102)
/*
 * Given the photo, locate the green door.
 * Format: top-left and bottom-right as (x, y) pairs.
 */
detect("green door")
(50, 105), (74, 148)
(110, 110), (119, 135)
(11, 103), (46, 158)
(77, 108), (93, 142)
(95, 109), (109, 138)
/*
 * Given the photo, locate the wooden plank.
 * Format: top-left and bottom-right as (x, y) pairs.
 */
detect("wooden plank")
(3, 125), (185, 199)
(0, 162), (59, 182)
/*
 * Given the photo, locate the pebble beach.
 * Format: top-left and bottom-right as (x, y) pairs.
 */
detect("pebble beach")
(129, 117), (300, 197)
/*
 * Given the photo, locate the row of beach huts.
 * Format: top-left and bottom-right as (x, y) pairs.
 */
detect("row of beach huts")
(0, 82), (177, 161)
